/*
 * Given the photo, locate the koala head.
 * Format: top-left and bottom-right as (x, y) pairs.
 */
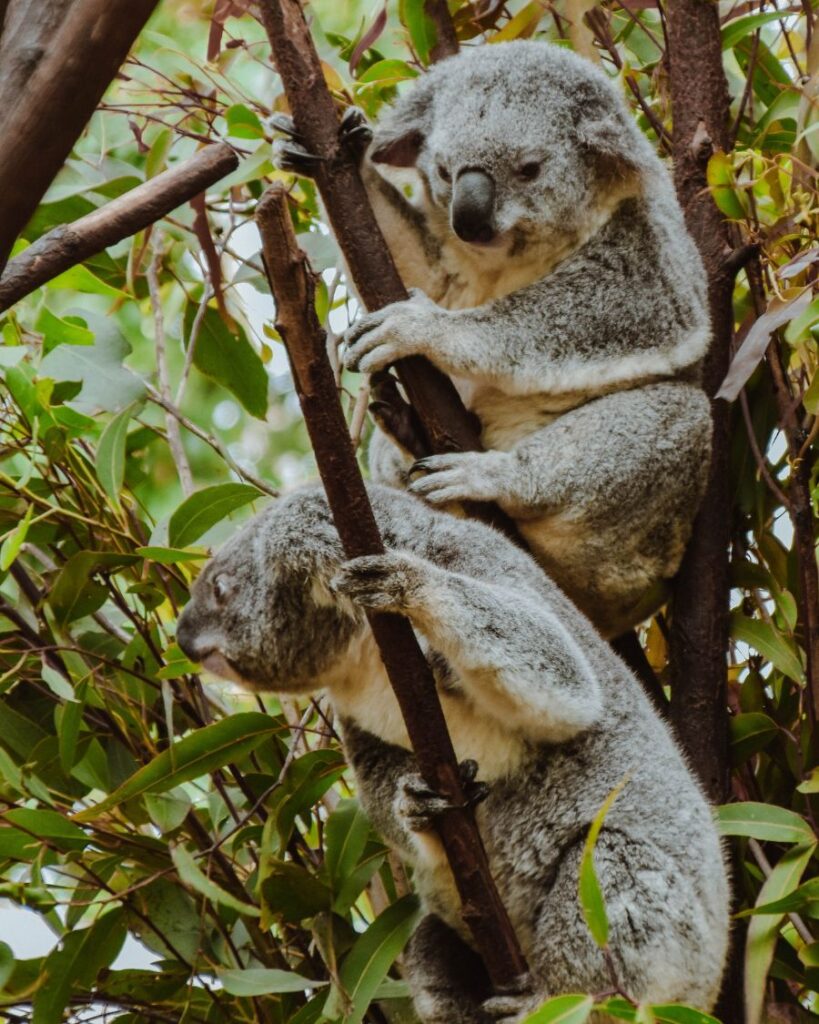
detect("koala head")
(370, 41), (651, 252)
(175, 488), (361, 693)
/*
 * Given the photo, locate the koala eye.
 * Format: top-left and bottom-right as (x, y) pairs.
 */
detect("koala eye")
(212, 574), (230, 603)
(517, 161), (541, 181)
(437, 163), (451, 183)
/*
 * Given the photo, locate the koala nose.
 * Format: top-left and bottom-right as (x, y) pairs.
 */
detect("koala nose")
(451, 169), (496, 245)
(175, 609), (199, 661)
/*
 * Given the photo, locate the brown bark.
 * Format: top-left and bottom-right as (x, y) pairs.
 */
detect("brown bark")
(0, 0), (160, 270)
(665, 6), (741, 1020)
(256, 185), (527, 987)
(665, 1), (733, 804)
(0, 143), (238, 312)
(0, 0), (73, 117)
(424, 0), (459, 61)
(256, 1), (492, 474)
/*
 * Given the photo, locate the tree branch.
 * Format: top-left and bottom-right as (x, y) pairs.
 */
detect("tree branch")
(0, 142), (238, 311)
(256, 0), (521, 537)
(424, 0), (459, 61)
(0, 0), (160, 270)
(256, 184), (527, 988)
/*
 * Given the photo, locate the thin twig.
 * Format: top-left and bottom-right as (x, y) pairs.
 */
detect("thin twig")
(148, 239), (194, 497)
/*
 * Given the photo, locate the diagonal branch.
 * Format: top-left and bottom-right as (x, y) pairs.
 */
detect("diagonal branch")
(0, 0), (161, 270)
(0, 142), (238, 311)
(256, 184), (528, 988)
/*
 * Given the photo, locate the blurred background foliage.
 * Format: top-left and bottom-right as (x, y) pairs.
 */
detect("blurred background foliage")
(0, 0), (817, 1021)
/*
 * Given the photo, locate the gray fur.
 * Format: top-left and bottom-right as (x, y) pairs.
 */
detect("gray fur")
(176, 485), (729, 1021)
(341, 41), (713, 637)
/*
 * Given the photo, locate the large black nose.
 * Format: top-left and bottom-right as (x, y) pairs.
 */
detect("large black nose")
(451, 169), (496, 244)
(175, 608), (199, 661)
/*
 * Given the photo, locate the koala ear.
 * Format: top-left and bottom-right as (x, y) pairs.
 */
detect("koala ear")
(576, 110), (641, 180)
(370, 128), (425, 167)
(369, 83), (433, 168)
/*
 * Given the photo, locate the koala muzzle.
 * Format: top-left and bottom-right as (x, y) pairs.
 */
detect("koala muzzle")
(175, 607), (202, 661)
(451, 169), (496, 245)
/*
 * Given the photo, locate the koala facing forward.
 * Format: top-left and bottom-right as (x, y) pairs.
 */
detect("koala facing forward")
(274, 41), (713, 637)
(176, 486), (729, 1022)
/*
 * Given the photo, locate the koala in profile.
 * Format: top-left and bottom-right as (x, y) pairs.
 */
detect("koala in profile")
(176, 485), (729, 1022)
(273, 41), (713, 638)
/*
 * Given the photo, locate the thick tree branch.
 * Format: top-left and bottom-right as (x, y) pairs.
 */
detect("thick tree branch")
(424, 0), (459, 61)
(256, 184), (528, 987)
(256, 0), (521, 534)
(0, 143), (238, 311)
(0, 0), (160, 270)
(665, 2), (734, 806)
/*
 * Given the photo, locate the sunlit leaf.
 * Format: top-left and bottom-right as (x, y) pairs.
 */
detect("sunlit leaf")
(522, 994), (594, 1024)
(217, 967), (328, 996)
(578, 777), (628, 948)
(716, 802), (815, 843)
(167, 482), (262, 548)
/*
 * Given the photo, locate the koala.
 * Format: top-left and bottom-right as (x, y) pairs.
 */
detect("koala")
(176, 485), (729, 1022)
(272, 41), (713, 638)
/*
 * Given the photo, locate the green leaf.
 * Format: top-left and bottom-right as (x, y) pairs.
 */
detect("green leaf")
(743, 841), (816, 1024)
(4, 809), (88, 852)
(730, 612), (804, 682)
(260, 861), (332, 922)
(184, 304), (268, 419)
(0, 941), (12, 990)
(47, 263), (128, 300)
(335, 895), (420, 1024)
(326, 799), (371, 887)
(0, 504), (34, 572)
(32, 909), (126, 1024)
(648, 1008), (721, 1024)
(74, 713), (280, 820)
(170, 843), (261, 916)
(35, 307), (94, 354)
(49, 551), (140, 626)
(522, 994), (595, 1024)
(96, 402), (141, 512)
(40, 318), (146, 413)
(578, 777), (628, 948)
(217, 967), (327, 996)
(740, 876), (819, 917)
(398, 0), (435, 64)
(716, 802), (815, 843)
(225, 103), (264, 139)
(144, 790), (191, 833)
(721, 12), (785, 51)
(706, 152), (746, 220)
(357, 59), (419, 85)
(136, 545), (209, 564)
(168, 482), (261, 548)
(730, 712), (778, 764)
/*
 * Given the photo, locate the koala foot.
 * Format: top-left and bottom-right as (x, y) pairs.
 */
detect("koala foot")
(271, 106), (372, 177)
(396, 760), (490, 833)
(343, 289), (440, 374)
(409, 450), (514, 506)
(330, 552), (426, 612)
(482, 973), (540, 1024)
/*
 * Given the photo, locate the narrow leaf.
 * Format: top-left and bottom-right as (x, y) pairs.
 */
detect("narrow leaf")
(170, 844), (260, 916)
(217, 967), (327, 996)
(168, 482), (261, 548)
(74, 713), (279, 820)
(578, 777), (629, 948)
(716, 802), (815, 843)
(96, 402), (140, 511)
(522, 994), (595, 1024)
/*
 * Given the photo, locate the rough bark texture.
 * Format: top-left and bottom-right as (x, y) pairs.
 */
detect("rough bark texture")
(666, 1), (733, 804)
(0, 0), (160, 270)
(665, 6), (740, 1020)
(256, 1), (493, 472)
(424, 0), (459, 61)
(0, 143), (238, 311)
(0, 0), (73, 118)
(257, 185), (528, 987)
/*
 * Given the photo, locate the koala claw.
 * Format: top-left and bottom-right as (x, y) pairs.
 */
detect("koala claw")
(340, 105), (374, 156)
(329, 552), (424, 611)
(343, 289), (438, 374)
(272, 137), (324, 176)
(482, 974), (539, 1024)
(397, 760), (490, 833)
(409, 451), (508, 505)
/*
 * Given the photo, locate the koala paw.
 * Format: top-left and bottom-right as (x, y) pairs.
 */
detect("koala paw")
(343, 289), (440, 374)
(409, 450), (514, 506)
(329, 552), (426, 612)
(396, 760), (490, 833)
(271, 107), (371, 177)
(482, 974), (540, 1024)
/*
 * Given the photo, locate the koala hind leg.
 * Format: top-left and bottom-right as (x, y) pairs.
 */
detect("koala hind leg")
(404, 914), (494, 1024)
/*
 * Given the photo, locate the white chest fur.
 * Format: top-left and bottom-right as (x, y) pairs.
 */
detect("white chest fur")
(327, 631), (529, 782)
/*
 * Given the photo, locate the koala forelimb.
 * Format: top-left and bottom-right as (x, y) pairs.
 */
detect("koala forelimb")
(176, 485), (730, 1022)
